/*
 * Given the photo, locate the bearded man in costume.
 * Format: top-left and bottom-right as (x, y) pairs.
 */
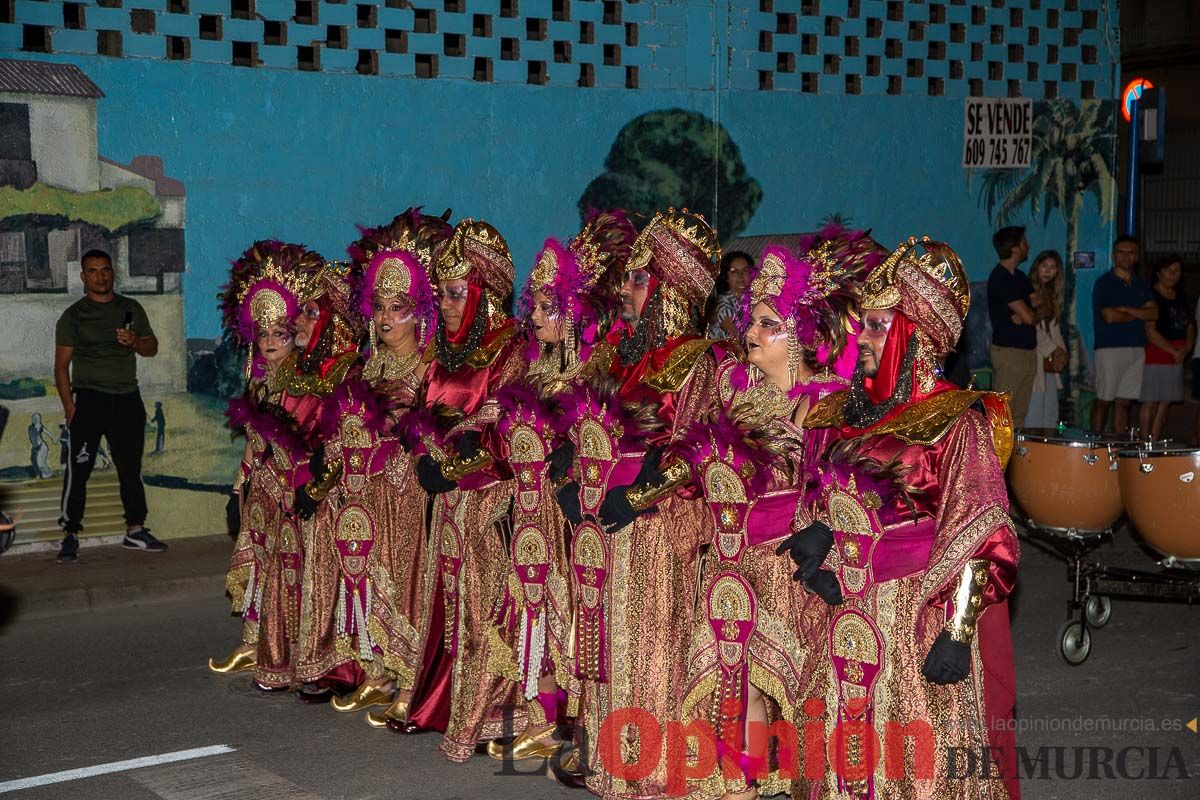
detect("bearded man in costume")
(780, 236), (1019, 800)
(292, 210), (452, 720)
(395, 218), (528, 762)
(555, 208), (723, 799)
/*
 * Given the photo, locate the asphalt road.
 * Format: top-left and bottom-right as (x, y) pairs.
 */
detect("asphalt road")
(1, 527), (1197, 799)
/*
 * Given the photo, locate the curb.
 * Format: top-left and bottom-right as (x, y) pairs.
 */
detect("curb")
(8, 573), (227, 621)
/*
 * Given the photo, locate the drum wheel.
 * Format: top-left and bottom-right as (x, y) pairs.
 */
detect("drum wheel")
(1085, 595), (1112, 628)
(1057, 620), (1091, 666)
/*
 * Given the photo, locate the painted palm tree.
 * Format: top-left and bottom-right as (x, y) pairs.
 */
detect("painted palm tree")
(975, 98), (1118, 422)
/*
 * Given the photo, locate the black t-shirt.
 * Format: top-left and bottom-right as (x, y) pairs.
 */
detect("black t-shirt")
(1153, 289), (1191, 341)
(987, 264), (1036, 349)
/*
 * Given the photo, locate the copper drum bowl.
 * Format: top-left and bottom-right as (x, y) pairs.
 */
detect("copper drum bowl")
(1117, 446), (1200, 567)
(1007, 428), (1138, 536)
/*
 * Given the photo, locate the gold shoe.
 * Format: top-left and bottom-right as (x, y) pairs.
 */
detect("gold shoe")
(365, 696), (409, 728)
(330, 684), (394, 713)
(487, 724), (561, 761)
(207, 648), (255, 674)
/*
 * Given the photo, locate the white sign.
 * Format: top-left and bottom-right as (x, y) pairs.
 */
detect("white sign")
(963, 98), (1033, 169)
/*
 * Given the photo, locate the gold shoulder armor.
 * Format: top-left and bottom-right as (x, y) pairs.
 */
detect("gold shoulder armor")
(285, 352), (359, 397)
(584, 339), (617, 379)
(871, 389), (986, 446)
(978, 391), (1014, 469)
(643, 338), (718, 393)
(465, 322), (517, 369)
(802, 390), (848, 429)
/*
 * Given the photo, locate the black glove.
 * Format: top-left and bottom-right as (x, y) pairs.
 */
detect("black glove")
(804, 569), (844, 606)
(294, 484), (319, 521)
(555, 481), (583, 526)
(225, 488), (242, 536)
(547, 441), (576, 484)
(599, 485), (647, 532)
(417, 454), (458, 495)
(309, 444), (326, 481)
(776, 520), (835, 583)
(456, 430), (481, 459)
(921, 631), (971, 685)
(635, 444), (665, 487)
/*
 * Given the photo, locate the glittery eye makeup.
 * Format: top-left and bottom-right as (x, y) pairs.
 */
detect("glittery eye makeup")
(444, 286), (469, 302)
(626, 269), (651, 288)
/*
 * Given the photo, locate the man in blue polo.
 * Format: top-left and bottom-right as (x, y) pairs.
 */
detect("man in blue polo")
(1091, 235), (1156, 433)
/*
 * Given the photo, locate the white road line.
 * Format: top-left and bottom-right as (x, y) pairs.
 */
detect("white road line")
(0, 745), (236, 794)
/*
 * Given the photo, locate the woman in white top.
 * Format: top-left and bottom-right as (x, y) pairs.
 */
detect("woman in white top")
(1026, 250), (1068, 428)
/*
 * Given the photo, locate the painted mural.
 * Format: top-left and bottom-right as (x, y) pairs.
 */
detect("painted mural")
(0, 59), (230, 545)
(0, 19), (1119, 546)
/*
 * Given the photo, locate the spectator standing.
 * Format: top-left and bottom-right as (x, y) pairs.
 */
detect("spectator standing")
(1091, 236), (1156, 433)
(54, 249), (166, 563)
(1139, 255), (1192, 440)
(987, 226), (1038, 424)
(705, 250), (751, 342)
(1026, 250), (1069, 428)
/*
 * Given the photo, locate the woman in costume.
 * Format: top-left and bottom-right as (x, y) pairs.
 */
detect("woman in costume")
(209, 241), (325, 681)
(292, 210), (452, 723)
(669, 228), (880, 800)
(399, 218), (529, 761)
(474, 211), (636, 765)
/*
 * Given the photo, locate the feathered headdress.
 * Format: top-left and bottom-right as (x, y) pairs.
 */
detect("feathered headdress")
(740, 224), (883, 375)
(518, 209), (638, 354)
(219, 240), (324, 345)
(348, 207), (452, 353)
(348, 206), (454, 276)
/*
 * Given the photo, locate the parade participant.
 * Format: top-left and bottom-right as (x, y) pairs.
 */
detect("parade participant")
(293, 209), (451, 719)
(395, 218), (527, 762)
(479, 211), (637, 765)
(784, 236), (1019, 800)
(672, 229), (878, 800)
(557, 208), (722, 798)
(241, 257), (364, 693)
(209, 241), (324, 678)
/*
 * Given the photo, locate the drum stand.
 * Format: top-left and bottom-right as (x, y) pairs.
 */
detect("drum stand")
(1017, 519), (1200, 666)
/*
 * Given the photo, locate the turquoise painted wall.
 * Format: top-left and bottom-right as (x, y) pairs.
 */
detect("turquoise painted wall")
(3, 1), (1120, 349)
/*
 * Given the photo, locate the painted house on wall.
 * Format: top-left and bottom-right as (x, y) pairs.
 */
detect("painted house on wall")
(0, 58), (187, 391)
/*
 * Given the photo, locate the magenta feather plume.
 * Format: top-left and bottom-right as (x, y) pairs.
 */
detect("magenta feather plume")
(668, 412), (780, 497)
(227, 395), (309, 456)
(318, 379), (392, 440)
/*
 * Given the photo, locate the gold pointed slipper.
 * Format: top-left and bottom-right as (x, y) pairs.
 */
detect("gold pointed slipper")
(208, 648), (256, 674)
(331, 683), (394, 713)
(487, 724), (561, 761)
(366, 695), (410, 728)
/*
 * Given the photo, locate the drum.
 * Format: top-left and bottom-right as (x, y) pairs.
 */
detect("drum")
(1008, 428), (1139, 535)
(1117, 446), (1200, 565)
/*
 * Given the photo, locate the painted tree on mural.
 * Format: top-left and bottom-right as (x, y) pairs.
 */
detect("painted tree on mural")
(578, 109), (763, 243)
(976, 98), (1118, 420)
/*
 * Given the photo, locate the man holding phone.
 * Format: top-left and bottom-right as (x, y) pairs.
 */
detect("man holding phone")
(54, 249), (164, 563)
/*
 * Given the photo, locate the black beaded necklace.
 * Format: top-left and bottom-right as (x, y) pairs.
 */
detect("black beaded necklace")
(843, 330), (918, 429)
(297, 320), (334, 375)
(616, 289), (666, 367)
(435, 294), (489, 372)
